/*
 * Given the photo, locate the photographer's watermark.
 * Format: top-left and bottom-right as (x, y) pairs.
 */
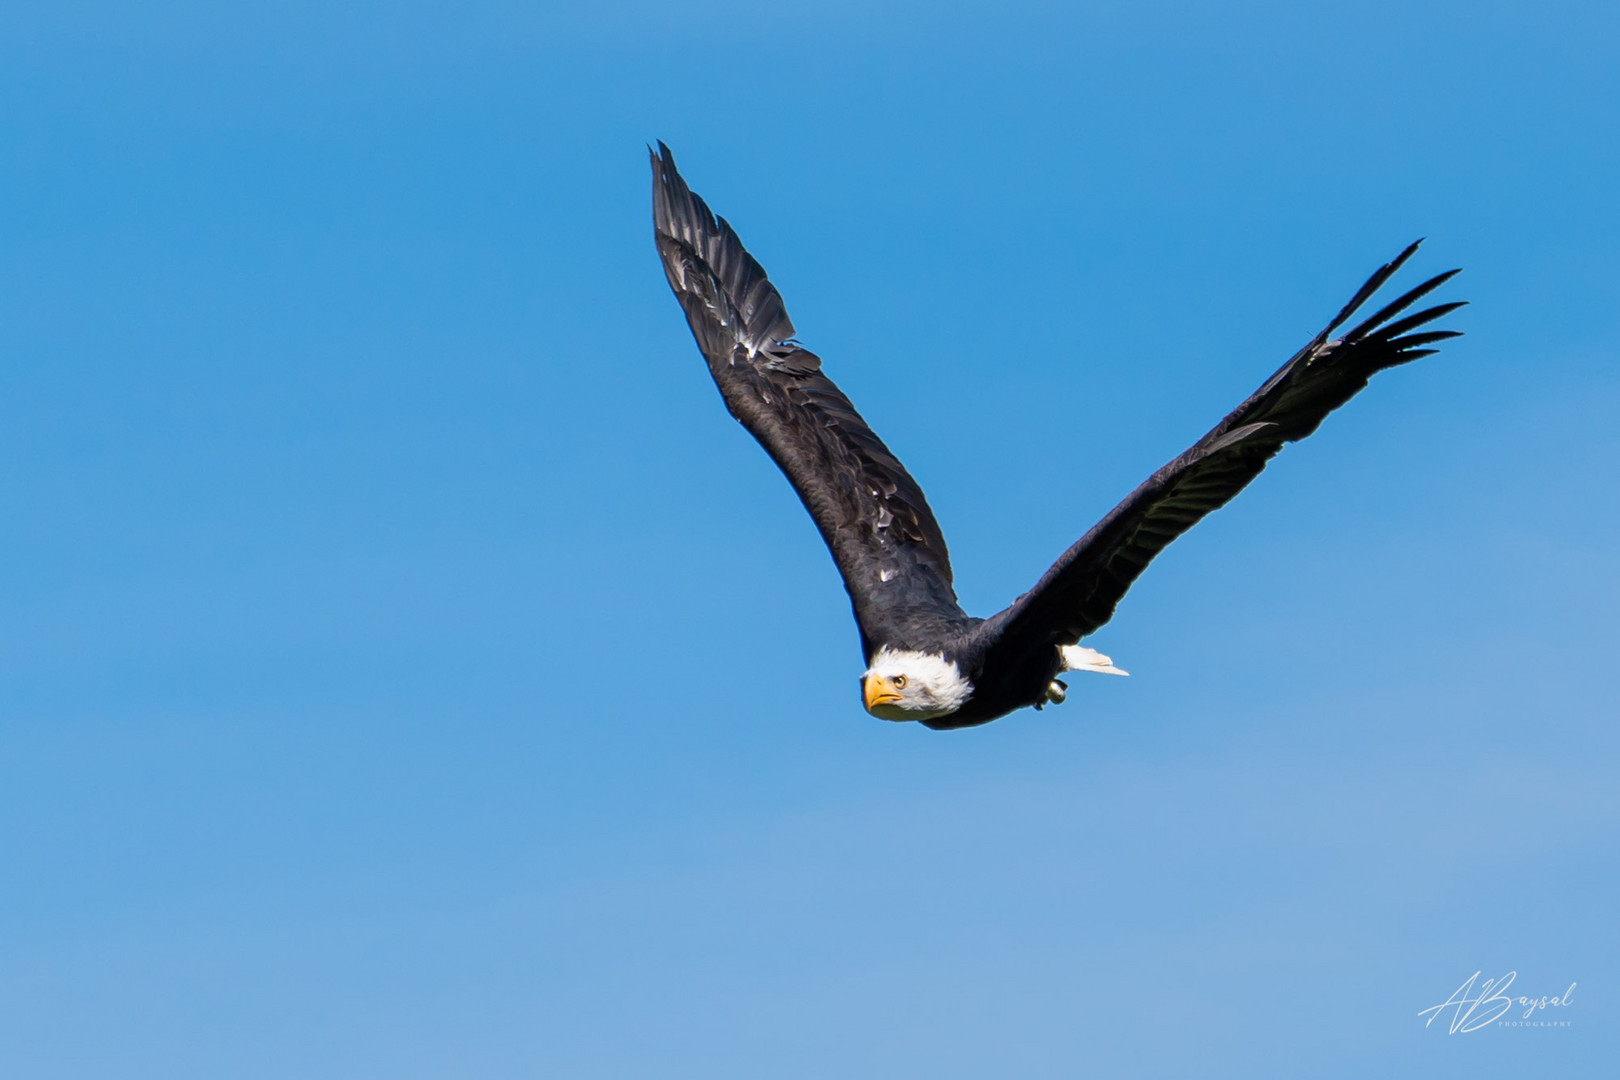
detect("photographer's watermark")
(1418, 971), (1576, 1033)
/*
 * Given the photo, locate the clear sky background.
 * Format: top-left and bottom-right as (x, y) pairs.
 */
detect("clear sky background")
(1, 2), (1615, 1076)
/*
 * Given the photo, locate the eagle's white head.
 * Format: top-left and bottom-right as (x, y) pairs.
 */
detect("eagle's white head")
(861, 647), (973, 722)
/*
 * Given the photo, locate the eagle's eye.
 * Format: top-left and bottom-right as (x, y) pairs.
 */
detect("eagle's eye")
(893, 675), (907, 688)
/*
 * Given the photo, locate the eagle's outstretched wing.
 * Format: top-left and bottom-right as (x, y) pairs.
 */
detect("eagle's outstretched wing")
(652, 144), (967, 655)
(971, 242), (1463, 662)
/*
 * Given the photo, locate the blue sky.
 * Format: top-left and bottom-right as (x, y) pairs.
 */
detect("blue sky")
(1, 1), (1615, 1076)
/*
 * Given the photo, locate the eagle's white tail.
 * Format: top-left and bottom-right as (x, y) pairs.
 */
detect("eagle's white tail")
(1059, 644), (1129, 677)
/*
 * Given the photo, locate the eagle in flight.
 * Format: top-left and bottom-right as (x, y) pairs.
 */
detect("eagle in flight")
(651, 143), (1463, 730)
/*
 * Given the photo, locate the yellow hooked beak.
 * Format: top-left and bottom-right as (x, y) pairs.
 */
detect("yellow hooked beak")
(863, 674), (904, 711)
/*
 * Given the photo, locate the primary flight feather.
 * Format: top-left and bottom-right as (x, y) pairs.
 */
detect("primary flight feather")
(651, 143), (1463, 729)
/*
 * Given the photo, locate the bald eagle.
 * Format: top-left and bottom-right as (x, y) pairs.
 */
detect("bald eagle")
(651, 144), (1463, 730)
